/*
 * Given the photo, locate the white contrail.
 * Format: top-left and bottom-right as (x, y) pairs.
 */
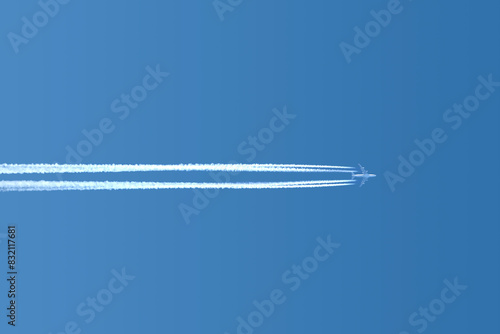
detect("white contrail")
(0, 180), (355, 192)
(0, 163), (355, 175)
(0, 163), (360, 191)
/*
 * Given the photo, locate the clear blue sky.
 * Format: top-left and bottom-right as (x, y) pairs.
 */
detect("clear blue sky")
(0, 0), (499, 333)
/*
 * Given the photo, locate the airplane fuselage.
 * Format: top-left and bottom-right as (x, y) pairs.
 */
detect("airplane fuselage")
(351, 173), (376, 179)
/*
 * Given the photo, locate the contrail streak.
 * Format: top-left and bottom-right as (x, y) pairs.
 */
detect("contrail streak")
(0, 163), (361, 191)
(0, 180), (355, 192)
(0, 163), (355, 175)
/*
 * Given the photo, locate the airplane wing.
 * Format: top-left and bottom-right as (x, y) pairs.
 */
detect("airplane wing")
(358, 164), (366, 174)
(359, 179), (366, 187)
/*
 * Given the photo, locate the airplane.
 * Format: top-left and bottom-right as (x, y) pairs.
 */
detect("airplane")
(351, 164), (376, 187)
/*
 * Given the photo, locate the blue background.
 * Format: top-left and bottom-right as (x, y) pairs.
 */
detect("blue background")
(0, 0), (499, 333)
